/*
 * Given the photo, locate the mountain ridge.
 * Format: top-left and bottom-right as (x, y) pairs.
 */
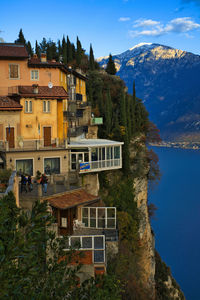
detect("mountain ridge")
(98, 43), (200, 141)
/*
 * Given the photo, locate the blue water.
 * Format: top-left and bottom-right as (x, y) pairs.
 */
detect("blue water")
(149, 147), (200, 300)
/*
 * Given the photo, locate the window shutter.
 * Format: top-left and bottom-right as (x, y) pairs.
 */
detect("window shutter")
(17, 123), (21, 136)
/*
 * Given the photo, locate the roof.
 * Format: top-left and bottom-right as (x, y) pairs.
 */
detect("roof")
(17, 86), (68, 99)
(28, 57), (65, 68)
(0, 43), (28, 59)
(69, 138), (124, 148)
(0, 96), (22, 111)
(44, 188), (99, 209)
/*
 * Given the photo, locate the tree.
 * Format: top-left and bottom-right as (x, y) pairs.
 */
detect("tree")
(105, 88), (112, 136)
(106, 54), (117, 75)
(0, 192), (121, 299)
(89, 44), (95, 70)
(35, 40), (40, 58)
(40, 37), (48, 54)
(26, 41), (33, 57)
(76, 36), (82, 66)
(67, 36), (72, 63)
(15, 29), (26, 45)
(130, 81), (136, 135)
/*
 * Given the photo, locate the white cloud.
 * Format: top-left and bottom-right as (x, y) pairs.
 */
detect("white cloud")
(129, 17), (200, 37)
(119, 17), (131, 22)
(133, 19), (160, 28)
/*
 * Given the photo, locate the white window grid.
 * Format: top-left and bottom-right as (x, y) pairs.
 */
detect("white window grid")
(43, 100), (51, 113)
(65, 235), (105, 263)
(31, 70), (39, 80)
(25, 100), (32, 113)
(82, 207), (116, 229)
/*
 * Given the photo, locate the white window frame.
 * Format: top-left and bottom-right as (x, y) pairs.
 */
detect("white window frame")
(43, 100), (51, 113)
(65, 235), (105, 263)
(24, 100), (33, 113)
(9, 64), (20, 79)
(82, 207), (116, 229)
(43, 156), (61, 174)
(30, 69), (39, 81)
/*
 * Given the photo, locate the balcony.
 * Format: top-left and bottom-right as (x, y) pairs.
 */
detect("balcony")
(0, 138), (67, 152)
(91, 118), (103, 125)
(79, 159), (121, 173)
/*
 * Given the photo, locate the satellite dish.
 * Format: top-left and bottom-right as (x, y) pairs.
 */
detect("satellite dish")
(48, 82), (53, 89)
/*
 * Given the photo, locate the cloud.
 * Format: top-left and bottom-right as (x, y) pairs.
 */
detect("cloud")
(119, 17), (131, 22)
(129, 17), (200, 37)
(133, 19), (160, 28)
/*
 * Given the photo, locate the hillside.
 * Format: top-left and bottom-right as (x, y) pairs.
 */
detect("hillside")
(98, 43), (200, 141)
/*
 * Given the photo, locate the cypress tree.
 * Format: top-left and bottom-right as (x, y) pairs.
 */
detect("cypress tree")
(40, 38), (47, 54)
(15, 29), (26, 45)
(57, 40), (62, 61)
(119, 90), (126, 128)
(89, 44), (95, 70)
(35, 40), (40, 58)
(67, 36), (72, 63)
(76, 36), (82, 66)
(62, 36), (67, 65)
(106, 54), (117, 75)
(126, 94), (132, 140)
(71, 43), (76, 60)
(26, 41), (33, 57)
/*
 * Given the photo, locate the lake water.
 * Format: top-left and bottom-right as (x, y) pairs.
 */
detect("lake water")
(149, 147), (200, 300)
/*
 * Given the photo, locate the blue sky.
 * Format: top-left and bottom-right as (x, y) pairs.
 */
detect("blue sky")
(1, 0), (200, 58)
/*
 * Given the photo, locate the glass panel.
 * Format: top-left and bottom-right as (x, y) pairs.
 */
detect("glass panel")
(44, 158), (60, 174)
(25, 101), (28, 112)
(91, 148), (98, 161)
(94, 250), (104, 263)
(61, 217), (67, 228)
(107, 147), (111, 159)
(90, 208), (96, 218)
(102, 148), (105, 160)
(16, 159), (33, 176)
(82, 208), (88, 218)
(43, 101), (46, 112)
(114, 146), (120, 159)
(90, 219), (96, 228)
(47, 101), (50, 112)
(94, 236), (104, 249)
(82, 237), (92, 249)
(98, 219), (105, 228)
(107, 208), (115, 218)
(78, 153), (83, 162)
(111, 147), (113, 159)
(98, 208), (105, 218)
(84, 152), (89, 162)
(71, 237), (81, 248)
(71, 154), (76, 162)
(82, 218), (88, 227)
(71, 163), (76, 170)
(29, 101), (32, 112)
(107, 219), (115, 228)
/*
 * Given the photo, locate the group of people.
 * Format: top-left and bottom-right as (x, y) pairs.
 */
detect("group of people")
(20, 174), (33, 193)
(20, 173), (48, 194)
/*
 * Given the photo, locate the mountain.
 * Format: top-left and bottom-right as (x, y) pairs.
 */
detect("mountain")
(97, 43), (200, 141)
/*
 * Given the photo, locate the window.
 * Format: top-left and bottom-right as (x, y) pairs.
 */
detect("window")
(43, 100), (51, 113)
(31, 70), (39, 80)
(25, 100), (32, 113)
(44, 157), (60, 174)
(61, 217), (67, 228)
(16, 159), (33, 176)
(82, 207), (116, 229)
(9, 64), (19, 79)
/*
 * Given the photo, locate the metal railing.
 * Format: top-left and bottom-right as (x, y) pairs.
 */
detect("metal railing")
(0, 139), (68, 151)
(79, 159), (121, 172)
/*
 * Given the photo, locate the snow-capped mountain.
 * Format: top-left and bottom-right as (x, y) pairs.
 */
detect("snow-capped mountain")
(98, 43), (200, 141)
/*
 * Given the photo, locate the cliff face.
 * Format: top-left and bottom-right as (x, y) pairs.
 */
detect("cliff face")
(134, 176), (155, 298)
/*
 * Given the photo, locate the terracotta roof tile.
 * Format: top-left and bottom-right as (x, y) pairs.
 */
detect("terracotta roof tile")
(45, 188), (99, 209)
(28, 58), (65, 67)
(17, 85), (68, 99)
(0, 96), (22, 111)
(0, 43), (28, 58)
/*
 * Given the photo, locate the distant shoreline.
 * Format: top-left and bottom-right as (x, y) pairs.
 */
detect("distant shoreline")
(149, 142), (200, 150)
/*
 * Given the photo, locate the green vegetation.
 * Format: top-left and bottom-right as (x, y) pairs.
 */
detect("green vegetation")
(106, 54), (117, 75)
(0, 192), (121, 299)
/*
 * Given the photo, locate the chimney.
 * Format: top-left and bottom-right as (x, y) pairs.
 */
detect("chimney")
(32, 84), (39, 94)
(41, 53), (47, 62)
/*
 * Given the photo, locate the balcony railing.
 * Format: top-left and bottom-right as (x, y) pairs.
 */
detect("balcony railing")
(0, 139), (68, 152)
(79, 159), (121, 173)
